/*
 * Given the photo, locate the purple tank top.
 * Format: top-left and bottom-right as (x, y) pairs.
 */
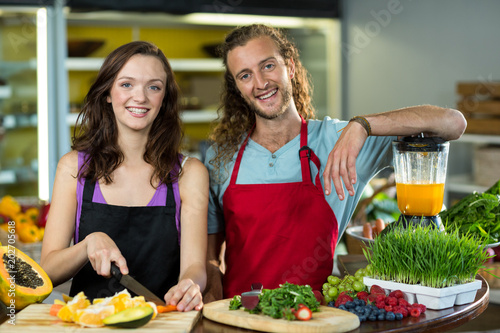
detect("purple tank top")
(75, 152), (182, 243)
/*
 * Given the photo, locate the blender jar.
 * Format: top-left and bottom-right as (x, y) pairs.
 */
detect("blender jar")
(392, 137), (449, 218)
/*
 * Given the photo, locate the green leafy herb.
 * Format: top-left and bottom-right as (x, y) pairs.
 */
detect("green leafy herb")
(228, 283), (319, 321)
(439, 179), (500, 244)
(229, 295), (241, 310)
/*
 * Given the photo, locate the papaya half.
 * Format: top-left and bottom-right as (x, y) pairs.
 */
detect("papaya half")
(0, 245), (53, 310)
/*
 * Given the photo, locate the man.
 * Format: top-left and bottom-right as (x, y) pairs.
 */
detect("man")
(203, 24), (466, 300)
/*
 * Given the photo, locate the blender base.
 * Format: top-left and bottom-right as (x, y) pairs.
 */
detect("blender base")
(396, 214), (444, 230)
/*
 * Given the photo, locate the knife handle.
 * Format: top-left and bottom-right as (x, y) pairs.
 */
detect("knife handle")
(110, 262), (123, 280)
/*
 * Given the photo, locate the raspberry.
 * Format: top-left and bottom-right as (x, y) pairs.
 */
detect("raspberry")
(386, 296), (398, 306)
(410, 308), (422, 317)
(398, 298), (409, 307)
(384, 305), (393, 312)
(400, 308), (409, 318)
(416, 304), (426, 313)
(375, 294), (385, 303)
(376, 301), (386, 309)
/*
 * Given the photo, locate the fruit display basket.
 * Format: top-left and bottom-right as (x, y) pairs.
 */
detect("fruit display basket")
(0, 196), (47, 264)
(363, 277), (482, 310)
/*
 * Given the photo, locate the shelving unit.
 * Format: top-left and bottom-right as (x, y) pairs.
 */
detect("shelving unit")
(66, 57), (224, 72)
(445, 133), (500, 203)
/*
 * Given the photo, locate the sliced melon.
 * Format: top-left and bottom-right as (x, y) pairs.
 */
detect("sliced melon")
(103, 306), (154, 328)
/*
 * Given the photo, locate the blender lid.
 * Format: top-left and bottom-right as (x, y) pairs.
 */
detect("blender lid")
(393, 136), (448, 152)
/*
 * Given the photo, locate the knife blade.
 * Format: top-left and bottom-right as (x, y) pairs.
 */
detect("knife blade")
(110, 263), (166, 306)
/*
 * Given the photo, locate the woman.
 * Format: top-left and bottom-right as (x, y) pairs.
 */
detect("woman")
(41, 41), (208, 311)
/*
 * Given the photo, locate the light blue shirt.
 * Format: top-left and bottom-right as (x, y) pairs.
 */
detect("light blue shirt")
(205, 117), (395, 238)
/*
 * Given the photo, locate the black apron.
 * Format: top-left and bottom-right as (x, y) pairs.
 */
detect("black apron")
(70, 179), (180, 301)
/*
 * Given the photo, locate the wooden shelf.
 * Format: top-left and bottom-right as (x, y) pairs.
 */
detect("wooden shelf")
(65, 58), (224, 72)
(456, 133), (500, 145)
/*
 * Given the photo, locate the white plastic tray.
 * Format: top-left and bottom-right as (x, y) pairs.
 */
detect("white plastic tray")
(363, 277), (482, 310)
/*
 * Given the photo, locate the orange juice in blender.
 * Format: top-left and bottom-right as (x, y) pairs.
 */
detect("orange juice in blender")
(392, 136), (449, 228)
(396, 182), (445, 216)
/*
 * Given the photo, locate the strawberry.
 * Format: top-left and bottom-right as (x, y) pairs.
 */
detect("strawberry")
(356, 291), (369, 301)
(294, 306), (312, 321)
(370, 285), (386, 295)
(367, 294), (378, 303)
(312, 290), (325, 305)
(334, 292), (354, 307)
(389, 290), (405, 299)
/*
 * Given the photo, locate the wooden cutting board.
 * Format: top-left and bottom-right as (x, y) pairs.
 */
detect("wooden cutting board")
(203, 299), (360, 333)
(0, 304), (201, 332)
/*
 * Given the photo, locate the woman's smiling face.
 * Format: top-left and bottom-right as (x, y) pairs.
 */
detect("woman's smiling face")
(107, 54), (167, 133)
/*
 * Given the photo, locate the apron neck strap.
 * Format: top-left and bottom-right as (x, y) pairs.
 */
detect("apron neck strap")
(299, 117), (323, 191)
(229, 123), (255, 186)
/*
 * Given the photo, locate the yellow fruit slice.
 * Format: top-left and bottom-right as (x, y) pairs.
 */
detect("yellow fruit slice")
(93, 290), (133, 314)
(57, 292), (90, 323)
(54, 299), (66, 305)
(75, 304), (115, 328)
(62, 293), (73, 303)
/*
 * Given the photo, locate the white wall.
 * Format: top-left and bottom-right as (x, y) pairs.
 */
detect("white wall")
(341, 0), (500, 117)
(340, 0), (500, 184)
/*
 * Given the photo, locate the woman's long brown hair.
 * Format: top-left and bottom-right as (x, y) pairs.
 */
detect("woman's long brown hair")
(208, 24), (314, 181)
(72, 41), (183, 186)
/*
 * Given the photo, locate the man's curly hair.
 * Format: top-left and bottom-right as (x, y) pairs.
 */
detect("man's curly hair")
(208, 24), (315, 180)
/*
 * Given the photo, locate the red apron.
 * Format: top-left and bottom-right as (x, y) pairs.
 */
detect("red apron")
(222, 117), (339, 298)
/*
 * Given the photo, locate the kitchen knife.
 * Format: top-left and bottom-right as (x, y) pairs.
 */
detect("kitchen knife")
(110, 263), (166, 306)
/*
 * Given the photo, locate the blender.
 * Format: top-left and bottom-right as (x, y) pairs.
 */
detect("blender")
(392, 135), (449, 229)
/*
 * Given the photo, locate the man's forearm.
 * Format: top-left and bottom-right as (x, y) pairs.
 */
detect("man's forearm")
(364, 105), (467, 141)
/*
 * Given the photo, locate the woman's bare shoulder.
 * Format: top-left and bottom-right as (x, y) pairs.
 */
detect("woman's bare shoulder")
(57, 150), (80, 178)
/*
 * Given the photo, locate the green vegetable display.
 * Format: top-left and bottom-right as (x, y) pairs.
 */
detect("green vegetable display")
(228, 282), (319, 320)
(364, 224), (492, 288)
(439, 180), (500, 244)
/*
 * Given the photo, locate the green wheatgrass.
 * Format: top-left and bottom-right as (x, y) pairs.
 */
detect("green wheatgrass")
(363, 224), (491, 288)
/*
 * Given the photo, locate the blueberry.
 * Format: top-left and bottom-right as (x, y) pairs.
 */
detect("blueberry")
(386, 312), (396, 321)
(358, 315), (367, 322)
(395, 312), (403, 320)
(345, 301), (355, 309)
(368, 314), (377, 321)
(378, 308), (386, 315)
(338, 305), (347, 310)
(355, 305), (364, 312)
(364, 307), (372, 315)
(327, 301), (335, 307)
(377, 314), (385, 321)
(349, 309), (356, 314)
